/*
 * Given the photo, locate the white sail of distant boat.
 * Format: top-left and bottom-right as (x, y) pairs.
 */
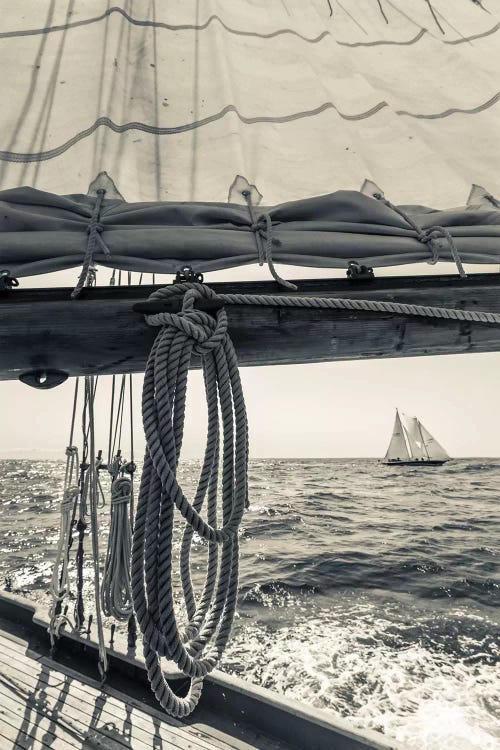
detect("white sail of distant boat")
(384, 409), (449, 465)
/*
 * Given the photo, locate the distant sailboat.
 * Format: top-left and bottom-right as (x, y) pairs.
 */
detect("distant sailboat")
(383, 409), (449, 466)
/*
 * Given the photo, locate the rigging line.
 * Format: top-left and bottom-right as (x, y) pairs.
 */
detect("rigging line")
(111, 375), (126, 461)
(383, 0), (423, 29)
(86, 375), (108, 680)
(108, 376), (116, 466)
(417, 420), (430, 459)
(432, 5), (472, 45)
(68, 378), (79, 448)
(129, 373), (135, 526)
(0, 0), (56, 188)
(446, 21), (500, 44)
(376, 0), (389, 24)
(28, 0), (77, 189)
(424, 0), (445, 34)
(336, 0), (369, 34)
(91, 0), (113, 177)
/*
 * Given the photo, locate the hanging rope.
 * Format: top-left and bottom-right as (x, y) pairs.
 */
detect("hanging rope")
(102, 274), (137, 635)
(101, 475), (133, 620)
(48, 379), (81, 648)
(132, 282), (248, 718)
(85, 376), (108, 680)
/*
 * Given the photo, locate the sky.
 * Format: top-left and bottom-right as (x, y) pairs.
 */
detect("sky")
(1, 263), (499, 460)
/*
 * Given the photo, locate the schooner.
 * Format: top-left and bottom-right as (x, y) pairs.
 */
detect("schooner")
(383, 409), (449, 466)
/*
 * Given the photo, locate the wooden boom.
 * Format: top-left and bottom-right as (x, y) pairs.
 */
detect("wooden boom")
(1, 273), (500, 382)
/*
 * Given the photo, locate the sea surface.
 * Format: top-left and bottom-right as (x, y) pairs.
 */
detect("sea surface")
(0, 458), (498, 750)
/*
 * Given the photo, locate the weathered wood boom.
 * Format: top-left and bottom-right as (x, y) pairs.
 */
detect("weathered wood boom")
(1, 274), (500, 381)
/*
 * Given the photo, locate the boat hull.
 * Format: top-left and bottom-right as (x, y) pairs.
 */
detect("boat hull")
(383, 460), (447, 466)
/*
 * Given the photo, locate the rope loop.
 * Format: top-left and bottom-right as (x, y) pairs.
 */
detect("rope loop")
(132, 281), (248, 716)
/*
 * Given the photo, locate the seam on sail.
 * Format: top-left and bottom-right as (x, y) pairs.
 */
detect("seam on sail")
(0, 8), (329, 44)
(339, 29), (426, 47)
(2, 91), (500, 164)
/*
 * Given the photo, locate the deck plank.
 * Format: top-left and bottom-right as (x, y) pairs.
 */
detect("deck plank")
(0, 630), (265, 750)
(0, 658), (217, 750)
(0, 632), (236, 750)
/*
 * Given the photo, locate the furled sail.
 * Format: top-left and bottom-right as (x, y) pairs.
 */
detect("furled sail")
(384, 411), (409, 461)
(0, 2), (499, 284)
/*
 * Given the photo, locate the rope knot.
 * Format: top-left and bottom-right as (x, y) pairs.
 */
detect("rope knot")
(86, 222), (104, 235)
(145, 284), (229, 356)
(373, 192), (466, 278)
(111, 476), (132, 506)
(249, 213), (296, 291)
(420, 225), (466, 277)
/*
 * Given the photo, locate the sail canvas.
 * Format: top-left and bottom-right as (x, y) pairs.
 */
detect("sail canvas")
(384, 411), (409, 461)
(0, 0), (499, 241)
(419, 421), (450, 461)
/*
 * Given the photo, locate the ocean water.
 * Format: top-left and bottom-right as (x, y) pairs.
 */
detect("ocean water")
(0, 458), (498, 749)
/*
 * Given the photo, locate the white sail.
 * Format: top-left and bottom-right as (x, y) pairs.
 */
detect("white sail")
(419, 422), (450, 461)
(0, 2), (499, 209)
(401, 415), (427, 459)
(384, 411), (409, 461)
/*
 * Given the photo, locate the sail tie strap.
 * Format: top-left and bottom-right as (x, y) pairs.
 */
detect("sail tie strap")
(132, 281), (247, 717)
(101, 476), (133, 621)
(242, 189), (297, 290)
(71, 189), (110, 299)
(250, 214), (298, 291)
(373, 193), (466, 278)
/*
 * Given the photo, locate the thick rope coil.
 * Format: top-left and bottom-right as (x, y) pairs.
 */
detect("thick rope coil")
(373, 193), (466, 277)
(71, 189), (110, 299)
(101, 476), (133, 620)
(132, 282), (248, 718)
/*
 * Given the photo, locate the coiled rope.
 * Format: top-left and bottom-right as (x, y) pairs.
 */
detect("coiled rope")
(132, 282), (248, 717)
(101, 475), (133, 620)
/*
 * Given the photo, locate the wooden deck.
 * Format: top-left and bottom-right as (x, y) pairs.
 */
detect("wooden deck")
(0, 623), (286, 750)
(0, 594), (396, 750)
